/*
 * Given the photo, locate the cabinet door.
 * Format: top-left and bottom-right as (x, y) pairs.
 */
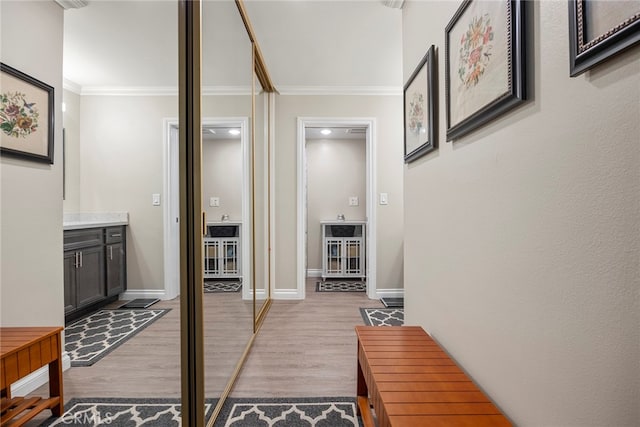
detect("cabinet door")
(63, 251), (77, 313)
(344, 239), (363, 275)
(325, 239), (343, 276)
(106, 242), (125, 296)
(76, 245), (106, 307)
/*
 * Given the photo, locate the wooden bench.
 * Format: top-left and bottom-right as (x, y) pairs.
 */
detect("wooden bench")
(1, 327), (64, 427)
(355, 325), (512, 427)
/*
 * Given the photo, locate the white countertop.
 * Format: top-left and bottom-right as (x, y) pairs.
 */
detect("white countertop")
(320, 220), (367, 224)
(63, 212), (129, 230)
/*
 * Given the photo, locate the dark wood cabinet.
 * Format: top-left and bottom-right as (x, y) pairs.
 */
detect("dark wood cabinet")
(75, 245), (105, 307)
(64, 226), (126, 323)
(105, 226), (126, 297)
(63, 251), (77, 313)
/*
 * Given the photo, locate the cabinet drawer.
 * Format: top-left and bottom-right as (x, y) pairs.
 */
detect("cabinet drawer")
(64, 229), (103, 249)
(105, 226), (125, 243)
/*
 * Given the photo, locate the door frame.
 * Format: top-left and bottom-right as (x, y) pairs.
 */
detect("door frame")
(296, 117), (377, 299)
(164, 117), (251, 300)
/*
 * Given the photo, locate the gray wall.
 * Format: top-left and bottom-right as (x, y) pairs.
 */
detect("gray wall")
(306, 137), (366, 271)
(274, 95), (405, 292)
(202, 138), (243, 221)
(1, 1), (65, 327)
(402, 1), (639, 426)
(72, 95), (251, 292)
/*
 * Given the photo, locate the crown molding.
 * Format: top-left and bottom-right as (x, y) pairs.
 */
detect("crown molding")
(277, 86), (402, 96)
(63, 79), (82, 94)
(61, 84), (399, 97)
(71, 85), (252, 97)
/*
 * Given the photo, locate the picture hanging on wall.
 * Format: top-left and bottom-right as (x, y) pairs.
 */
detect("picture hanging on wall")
(404, 45), (437, 163)
(445, 0), (526, 141)
(0, 63), (54, 164)
(569, 0), (640, 77)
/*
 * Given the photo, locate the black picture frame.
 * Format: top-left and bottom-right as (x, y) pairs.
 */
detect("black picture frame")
(0, 63), (54, 164)
(569, 0), (640, 77)
(404, 45), (437, 163)
(445, 0), (526, 141)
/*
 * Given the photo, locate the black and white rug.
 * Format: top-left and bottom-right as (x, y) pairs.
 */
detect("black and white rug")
(65, 309), (170, 367)
(214, 397), (362, 427)
(39, 398), (215, 426)
(204, 280), (242, 293)
(316, 281), (366, 292)
(359, 308), (404, 326)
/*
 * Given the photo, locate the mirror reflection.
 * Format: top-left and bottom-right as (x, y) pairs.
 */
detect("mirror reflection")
(202, 0), (254, 403)
(54, 0), (263, 420)
(253, 73), (270, 323)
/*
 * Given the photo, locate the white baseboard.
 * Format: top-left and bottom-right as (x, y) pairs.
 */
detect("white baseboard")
(273, 288), (304, 300)
(374, 288), (405, 299)
(306, 269), (322, 278)
(11, 352), (71, 396)
(121, 289), (168, 301)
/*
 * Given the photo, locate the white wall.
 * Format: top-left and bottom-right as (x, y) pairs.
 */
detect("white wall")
(306, 137), (366, 270)
(274, 95), (404, 292)
(0, 1), (64, 327)
(202, 137), (242, 221)
(63, 89), (81, 212)
(402, 2), (639, 426)
(74, 95), (251, 292)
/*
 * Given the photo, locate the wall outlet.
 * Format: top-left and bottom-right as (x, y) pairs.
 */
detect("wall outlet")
(152, 193), (161, 206)
(349, 196), (359, 206)
(209, 197), (220, 207)
(379, 193), (388, 205)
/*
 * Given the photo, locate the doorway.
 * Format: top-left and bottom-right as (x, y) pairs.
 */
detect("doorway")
(164, 117), (251, 301)
(297, 117), (377, 300)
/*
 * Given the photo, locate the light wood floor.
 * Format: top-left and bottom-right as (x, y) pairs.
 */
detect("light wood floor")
(23, 278), (384, 424)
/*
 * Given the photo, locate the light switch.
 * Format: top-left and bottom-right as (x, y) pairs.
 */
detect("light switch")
(152, 193), (161, 206)
(349, 196), (359, 206)
(210, 197), (220, 207)
(379, 193), (388, 205)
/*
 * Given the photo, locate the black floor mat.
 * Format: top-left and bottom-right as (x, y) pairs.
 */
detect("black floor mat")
(119, 298), (160, 309)
(380, 297), (404, 308)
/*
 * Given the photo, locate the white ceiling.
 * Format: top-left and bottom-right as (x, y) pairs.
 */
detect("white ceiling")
(61, 0), (403, 92)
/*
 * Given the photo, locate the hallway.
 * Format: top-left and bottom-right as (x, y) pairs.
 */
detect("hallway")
(25, 278), (386, 425)
(230, 279), (384, 397)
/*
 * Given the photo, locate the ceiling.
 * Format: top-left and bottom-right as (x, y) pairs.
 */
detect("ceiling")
(61, 0), (403, 92)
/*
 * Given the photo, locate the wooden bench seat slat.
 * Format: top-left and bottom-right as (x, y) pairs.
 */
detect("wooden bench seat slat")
(367, 358), (456, 366)
(375, 381), (479, 392)
(371, 365), (463, 374)
(385, 402), (502, 415)
(374, 373), (471, 382)
(380, 391), (490, 403)
(366, 351), (450, 359)
(363, 345), (441, 352)
(387, 414), (513, 427)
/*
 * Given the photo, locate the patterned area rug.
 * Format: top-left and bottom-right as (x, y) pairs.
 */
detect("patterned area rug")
(204, 280), (242, 293)
(65, 309), (170, 367)
(39, 398), (215, 426)
(359, 307), (404, 326)
(316, 280), (366, 292)
(214, 397), (362, 427)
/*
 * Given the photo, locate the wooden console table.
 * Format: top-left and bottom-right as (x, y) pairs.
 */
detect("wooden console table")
(355, 325), (512, 427)
(1, 327), (64, 426)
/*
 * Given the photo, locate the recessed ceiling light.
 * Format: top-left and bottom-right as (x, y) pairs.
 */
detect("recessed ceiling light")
(228, 129), (240, 135)
(320, 129), (332, 135)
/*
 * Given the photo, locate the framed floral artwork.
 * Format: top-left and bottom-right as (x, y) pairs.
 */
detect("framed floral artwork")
(404, 45), (437, 163)
(0, 63), (54, 164)
(445, 0), (526, 141)
(569, 0), (640, 77)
